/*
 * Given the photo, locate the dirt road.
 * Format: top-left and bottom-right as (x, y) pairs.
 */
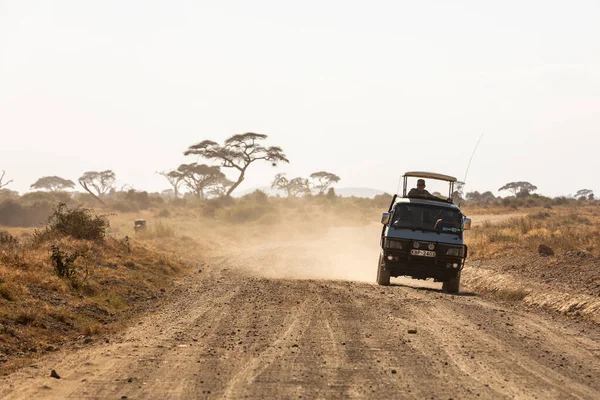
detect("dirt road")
(2, 226), (600, 399)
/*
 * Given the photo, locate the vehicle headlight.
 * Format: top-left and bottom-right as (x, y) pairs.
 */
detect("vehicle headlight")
(385, 239), (403, 250)
(446, 247), (465, 257)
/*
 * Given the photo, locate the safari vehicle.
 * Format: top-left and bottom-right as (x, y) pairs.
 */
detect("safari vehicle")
(377, 172), (471, 293)
(134, 219), (147, 233)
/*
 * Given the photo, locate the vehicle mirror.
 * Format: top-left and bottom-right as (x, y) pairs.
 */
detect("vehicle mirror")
(381, 212), (390, 225)
(463, 218), (472, 230)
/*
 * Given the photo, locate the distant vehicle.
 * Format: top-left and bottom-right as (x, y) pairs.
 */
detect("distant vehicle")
(377, 172), (471, 293)
(134, 219), (147, 233)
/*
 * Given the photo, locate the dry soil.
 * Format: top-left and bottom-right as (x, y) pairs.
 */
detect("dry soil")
(1, 224), (599, 399)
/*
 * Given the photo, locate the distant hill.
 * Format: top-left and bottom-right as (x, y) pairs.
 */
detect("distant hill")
(234, 186), (387, 198)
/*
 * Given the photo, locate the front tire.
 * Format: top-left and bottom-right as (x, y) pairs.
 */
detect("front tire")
(443, 272), (461, 294)
(376, 253), (391, 286)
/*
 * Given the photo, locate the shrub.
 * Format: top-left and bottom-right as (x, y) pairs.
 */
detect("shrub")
(110, 201), (139, 213)
(0, 200), (53, 227)
(241, 190), (269, 204)
(50, 244), (82, 279)
(0, 231), (19, 247)
(136, 222), (176, 239)
(529, 211), (552, 220)
(202, 196), (235, 217)
(34, 203), (110, 242)
(20, 191), (72, 206)
(219, 202), (271, 223)
(156, 208), (171, 218)
(152, 222), (176, 238)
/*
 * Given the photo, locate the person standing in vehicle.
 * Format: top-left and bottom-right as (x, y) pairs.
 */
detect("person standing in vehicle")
(408, 179), (438, 199)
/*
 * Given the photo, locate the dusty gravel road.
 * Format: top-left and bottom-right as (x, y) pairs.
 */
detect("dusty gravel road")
(2, 225), (600, 399)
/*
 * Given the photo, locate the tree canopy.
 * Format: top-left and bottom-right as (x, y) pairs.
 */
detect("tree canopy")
(309, 171), (340, 195)
(177, 163), (227, 199)
(466, 191), (496, 204)
(158, 170), (185, 198)
(78, 170), (116, 204)
(575, 189), (594, 200)
(184, 133), (289, 196)
(30, 176), (75, 192)
(271, 173), (311, 197)
(498, 181), (537, 197)
(452, 181), (465, 201)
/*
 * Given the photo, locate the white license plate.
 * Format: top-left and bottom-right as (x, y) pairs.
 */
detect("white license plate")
(410, 249), (436, 257)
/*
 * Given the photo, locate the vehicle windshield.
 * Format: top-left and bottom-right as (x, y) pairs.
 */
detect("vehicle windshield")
(391, 203), (462, 235)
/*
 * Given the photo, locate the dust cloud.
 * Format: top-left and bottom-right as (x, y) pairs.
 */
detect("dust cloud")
(221, 223), (441, 289)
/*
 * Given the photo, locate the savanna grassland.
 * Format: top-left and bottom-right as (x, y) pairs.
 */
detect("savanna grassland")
(1, 190), (599, 375)
(1, 191), (599, 399)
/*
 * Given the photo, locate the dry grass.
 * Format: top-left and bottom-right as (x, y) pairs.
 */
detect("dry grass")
(466, 206), (600, 259)
(1, 197), (377, 373)
(0, 222), (189, 374)
(2, 197), (597, 374)
(488, 288), (530, 302)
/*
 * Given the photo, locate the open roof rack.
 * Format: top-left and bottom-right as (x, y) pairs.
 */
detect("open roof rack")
(401, 171), (457, 202)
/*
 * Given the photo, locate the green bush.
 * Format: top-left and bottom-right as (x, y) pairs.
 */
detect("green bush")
(34, 203), (110, 242)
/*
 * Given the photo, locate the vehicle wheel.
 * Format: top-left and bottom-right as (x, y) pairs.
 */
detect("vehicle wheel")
(376, 253), (390, 286)
(443, 272), (461, 294)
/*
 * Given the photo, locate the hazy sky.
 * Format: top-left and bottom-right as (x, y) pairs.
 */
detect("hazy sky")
(1, 1), (599, 197)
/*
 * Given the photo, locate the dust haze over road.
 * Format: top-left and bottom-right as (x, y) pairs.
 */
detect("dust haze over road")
(2, 218), (600, 399)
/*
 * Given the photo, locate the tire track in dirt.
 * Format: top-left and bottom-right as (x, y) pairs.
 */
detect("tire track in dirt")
(2, 226), (600, 399)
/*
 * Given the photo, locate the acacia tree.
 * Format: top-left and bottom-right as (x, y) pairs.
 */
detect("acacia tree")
(575, 189), (594, 200)
(453, 181), (466, 200)
(272, 173), (311, 197)
(184, 132), (289, 197)
(207, 176), (235, 198)
(498, 181), (537, 197)
(158, 170), (185, 198)
(466, 191), (496, 205)
(0, 170), (13, 189)
(30, 176), (75, 191)
(78, 170), (116, 204)
(309, 171), (340, 195)
(177, 163), (227, 199)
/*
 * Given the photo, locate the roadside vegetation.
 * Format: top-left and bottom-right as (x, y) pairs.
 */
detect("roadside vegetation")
(1, 132), (599, 373)
(466, 207), (600, 259)
(0, 204), (186, 374)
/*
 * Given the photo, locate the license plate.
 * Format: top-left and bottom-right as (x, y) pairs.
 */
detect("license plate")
(411, 249), (436, 257)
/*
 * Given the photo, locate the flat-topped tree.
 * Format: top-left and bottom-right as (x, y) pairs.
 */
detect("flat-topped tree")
(30, 176), (75, 192)
(272, 173), (311, 197)
(575, 189), (594, 200)
(177, 163), (226, 199)
(78, 170), (116, 205)
(184, 133), (289, 197)
(309, 171), (340, 195)
(0, 170), (13, 189)
(158, 170), (185, 198)
(499, 181), (537, 197)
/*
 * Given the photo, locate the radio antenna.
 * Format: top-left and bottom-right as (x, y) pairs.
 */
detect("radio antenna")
(462, 133), (484, 189)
